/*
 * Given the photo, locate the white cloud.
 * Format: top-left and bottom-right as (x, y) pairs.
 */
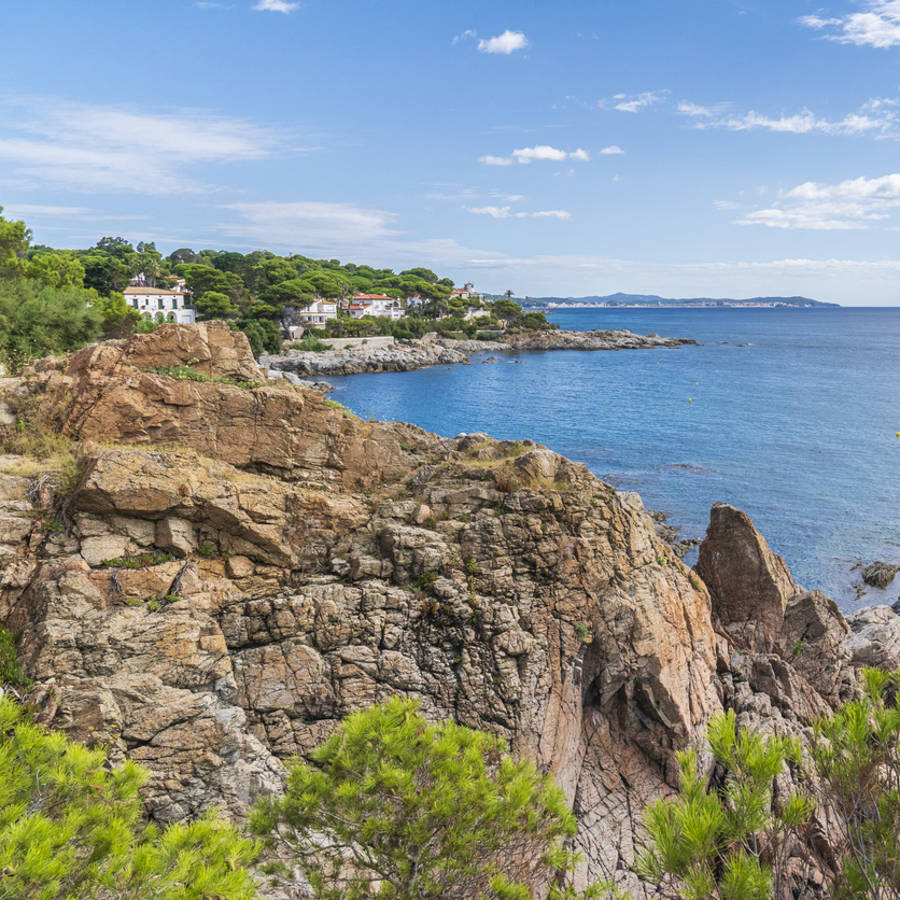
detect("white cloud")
(2, 204), (90, 217)
(800, 1), (900, 47)
(0, 96), (288, 195)
(713, 200), (740, 210)
(514, 145), (568, 162)
(253, 0), (299, 12)
(478, 154), (514, 166)
(610, 90), (669, 112)
(598, 145), (624, 155)
(677, 101), (716, 118)
(736, 172), (900, 229)
(222, 201), (399, 248)
(678, 97), (898, 136)
(477, 30), (528, 54)
(208, 203), (900, 304)
(464, 205), (571, 220)
(466, 205), (512, 218)
(452, 28), (477, 44)
(478, 145), (591, 165)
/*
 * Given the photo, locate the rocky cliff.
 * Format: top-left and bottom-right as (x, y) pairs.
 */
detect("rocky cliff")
(0, 323), (894, 896)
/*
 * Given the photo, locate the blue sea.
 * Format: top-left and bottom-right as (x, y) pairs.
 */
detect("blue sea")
(327, 308), (900, 611)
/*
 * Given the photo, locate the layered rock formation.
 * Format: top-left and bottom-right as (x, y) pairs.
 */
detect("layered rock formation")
(0, 323), (890, 896)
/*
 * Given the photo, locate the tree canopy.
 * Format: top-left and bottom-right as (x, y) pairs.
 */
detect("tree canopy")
(250, 696), (611, 900)
(0, 205), (551, 370)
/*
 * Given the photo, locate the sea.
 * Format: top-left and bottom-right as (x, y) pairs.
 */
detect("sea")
(326, 307), (900, 612)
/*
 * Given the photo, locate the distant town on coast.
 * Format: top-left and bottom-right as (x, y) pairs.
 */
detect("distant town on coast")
(512, 292), (840, 309)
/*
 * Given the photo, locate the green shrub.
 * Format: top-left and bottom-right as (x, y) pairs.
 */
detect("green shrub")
(0, 276), (103, 373)
(574, 623), (593, 643)
(810, 667), (900, 897)
(147, 365), (259, 389)
(250, 697), (614, 900)
(289, 335), (331, 352)
(635, 710), (813, 900)
(100, 550), (175, 569)
(237, 318), (282, 357)
(413, 571), (438, 594)
(0, 628), (29, 688)
(0, 697), (260, 898)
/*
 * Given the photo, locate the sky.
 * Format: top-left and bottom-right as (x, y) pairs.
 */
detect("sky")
(4, 1), (900, 303)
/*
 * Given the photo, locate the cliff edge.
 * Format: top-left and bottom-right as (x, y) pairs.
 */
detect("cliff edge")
(0, 323), (892, 896)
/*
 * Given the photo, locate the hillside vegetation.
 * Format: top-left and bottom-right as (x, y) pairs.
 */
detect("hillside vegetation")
(0, 207), (550, 371)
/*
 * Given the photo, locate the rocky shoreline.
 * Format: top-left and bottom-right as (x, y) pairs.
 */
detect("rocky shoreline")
(260, 328), (696, 378)
(4, 322), (897, 897)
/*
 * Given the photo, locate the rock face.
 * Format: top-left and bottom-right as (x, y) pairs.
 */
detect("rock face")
(0, 324), (887, 896)
(260, 337), (484, 377)
(845, 605), (900, 669)
(697, 502), (796, 653)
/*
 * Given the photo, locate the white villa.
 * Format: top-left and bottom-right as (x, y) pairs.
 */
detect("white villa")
(123, 287), (196, 324)
(297, 298), (338, 326)
(345, 294), (405, 320)
(450, 281), (483, 302)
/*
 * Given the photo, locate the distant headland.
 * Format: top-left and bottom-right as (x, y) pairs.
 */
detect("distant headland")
(505, 292), (840, 309)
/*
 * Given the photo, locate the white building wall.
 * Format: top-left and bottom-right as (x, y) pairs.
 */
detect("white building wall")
(125, 291), (196, 325)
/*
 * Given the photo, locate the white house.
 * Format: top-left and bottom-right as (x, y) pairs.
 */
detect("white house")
(450, 282), (483, 302)
(123, 287), (196, 324)
(298, 298), (338, 326)
(345, 294), (406, 320)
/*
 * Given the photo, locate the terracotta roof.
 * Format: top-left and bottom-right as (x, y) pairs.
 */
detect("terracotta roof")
(352, 293), (398, 301)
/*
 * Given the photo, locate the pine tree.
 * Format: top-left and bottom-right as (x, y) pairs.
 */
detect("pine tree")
(810, 667), (900, 899)
(635, 711), (814, 900)
(0, 696), (260, 899)
(250, 696), (616, 900)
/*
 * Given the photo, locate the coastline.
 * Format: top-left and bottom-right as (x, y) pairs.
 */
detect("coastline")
(3, 321), (900, 898)
(260, 328), (697, 378)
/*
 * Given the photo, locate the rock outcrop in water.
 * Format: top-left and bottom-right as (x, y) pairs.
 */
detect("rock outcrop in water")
(0, 322), (893, 896)
(861, 560), (899, 589)
(261, 329), (696, 378)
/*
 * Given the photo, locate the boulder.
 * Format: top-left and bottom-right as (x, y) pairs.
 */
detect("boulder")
(696, 502), (795, 653)
(861, 561), (899, 589)
(845, 605), (900, 669)
(155, 517), (197, 558)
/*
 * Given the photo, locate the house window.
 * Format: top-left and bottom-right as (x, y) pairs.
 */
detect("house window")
(158, 298), (164, 310)
(132, 299), (138, 309)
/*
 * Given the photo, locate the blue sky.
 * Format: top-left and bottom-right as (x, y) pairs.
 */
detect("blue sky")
(4, 1), (900, 303)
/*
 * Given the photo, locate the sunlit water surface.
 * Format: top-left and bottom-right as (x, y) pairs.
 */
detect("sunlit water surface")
(326, 308), (900, 611)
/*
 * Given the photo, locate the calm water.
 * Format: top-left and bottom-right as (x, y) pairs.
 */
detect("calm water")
(327, 308), (900, 611)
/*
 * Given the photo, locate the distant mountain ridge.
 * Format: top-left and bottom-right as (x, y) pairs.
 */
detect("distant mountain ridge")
(506, 292), (839, 308)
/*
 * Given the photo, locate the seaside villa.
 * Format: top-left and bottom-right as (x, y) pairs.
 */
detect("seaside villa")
(345, 294), (406, 320)
(450, 281), (483, 302)
(297, 298), (338, 326)
(123, 286), (196, 324)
